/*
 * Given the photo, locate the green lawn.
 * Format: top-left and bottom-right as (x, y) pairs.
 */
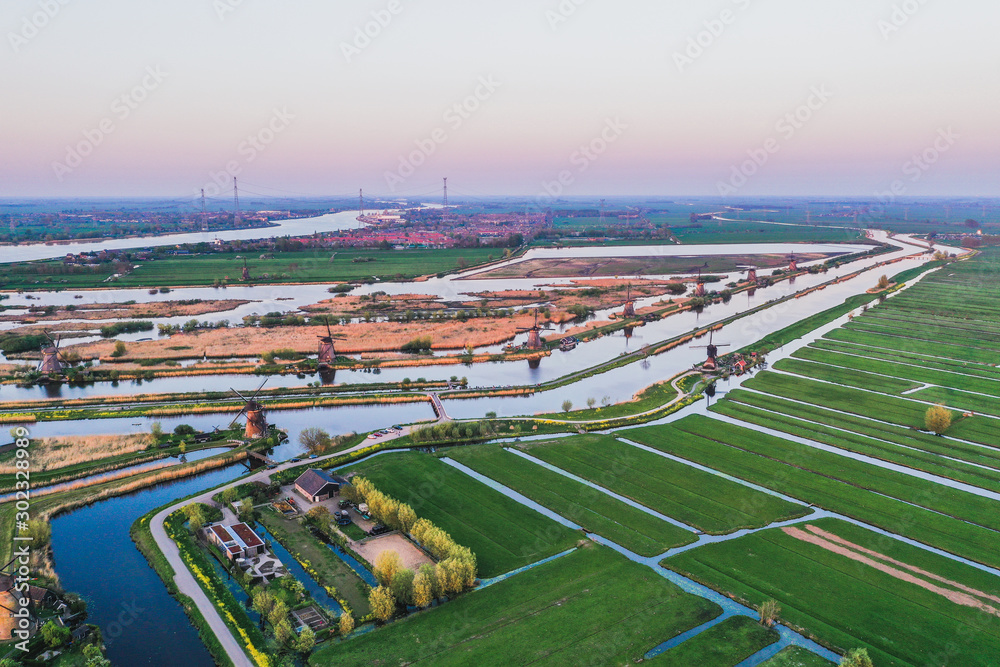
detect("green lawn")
(343, 452), (580, 577)
(257, 511), (372, 616)
(310, 545), (721, 666)
(650, 615), (778, 666)
(665, 518), (1000, 667)
(514, 435), (809, 534)
(761, 647), (835, 667)
(447, 443), (697, 556)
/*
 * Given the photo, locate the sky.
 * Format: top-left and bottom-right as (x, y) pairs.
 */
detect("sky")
(1, 0), (998, 199)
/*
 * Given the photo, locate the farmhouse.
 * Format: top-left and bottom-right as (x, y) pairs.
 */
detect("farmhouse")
(207, 522), (266, 561)
(294, 469), (348, 503)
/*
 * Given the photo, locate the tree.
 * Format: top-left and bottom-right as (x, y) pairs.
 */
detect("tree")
(252, 588), (275, 616)
(374, 550), (402, 586)
(220, 487), (239, 507)
(83, 645), (112, 667)
(182, 503), (205, 531)
(40, 620), (71, 648)
(369, 585), (396, 622)
(877, 274), (890, 289)
(111, 340), (127, 357)
(306, 506), (330, 522)
(338, 612), (355, 636)
(391, 568), (415, 606)
(268, 600), (289, 627)
(294, 626), (316, 653)
(397, 503), (417, 534)
(925, 403), (953, 435)
(150, 421), (163, 438)
(587, 397), (596, 409)
(561, 399), (573, 413)
(840, 648), (875, 667)
(274, 618), (294, 645)
(413, 565), (435, 608)
(298, 427), (332, 455)
(757, 599), (780, 627)
(174, 424), (196, 436)
(965, 218), (979, 229)
(238, 497), (255, 522)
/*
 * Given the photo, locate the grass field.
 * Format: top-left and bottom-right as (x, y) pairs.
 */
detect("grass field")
(628, 416), (1000, 569)
(665, 518), (1000, 666)
(309, 544), (721, 666)
(761, 647), (834, 667)
(1, 247), (499, 290)
(446, 443), (697, 556)
(650, 615), (778, 666)
(343, 451), (580, 577)
(513, 435), (809, 535)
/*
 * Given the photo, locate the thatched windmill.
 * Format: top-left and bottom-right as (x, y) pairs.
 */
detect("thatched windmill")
(740, 264), (759, 285)
(37, 331), (67, 375)
(240, 257), (251, 281)
(317, 317), (346, 369)
(620, 283), (636, 318)
(230, 379), (269, 439)
(686, 263), (709, 297)
(517, 310), (554, 350)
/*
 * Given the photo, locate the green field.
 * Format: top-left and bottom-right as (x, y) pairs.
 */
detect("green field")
(0, 247), (499, 290)
(665, 518), (1000, 666)
(651, 615), (778, 666)
(310, 545), (721, 666)
(447, 443), (697, 556)
(343, 452), (579, 577)
(761, 647), (834, 667)
(628, 416), (1000, 569)
(513, 435), (809, 534)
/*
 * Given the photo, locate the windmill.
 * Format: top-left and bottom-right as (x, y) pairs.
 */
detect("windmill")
(787, 253), (799, 273)
(620, 283), (636, 318)
(690, 330), (731, 371)
(230, 379), (269, 439)
(516, 310), (554, 350)
(685, 262), (710, 297)
(241, 257), (251, 281)
(739, 264), (759, 285)
(37, 331), (67, 375)
(317, 317), (346, 369)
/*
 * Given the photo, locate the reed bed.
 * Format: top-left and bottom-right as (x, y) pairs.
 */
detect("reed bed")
(0, 433), (154, 474)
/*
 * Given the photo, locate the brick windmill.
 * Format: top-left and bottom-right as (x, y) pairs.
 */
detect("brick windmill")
(517, 310), (553, 350)
(230, 379), (269, 439)
(687, 263), (710, 297)
(37, 331), (67, 375)
(620, 283), (637, 318)
(690, 330), (731, 371)
(787, 253), (799, 272)
(740, 264), (759, 285)
(317, 317), (346, 369)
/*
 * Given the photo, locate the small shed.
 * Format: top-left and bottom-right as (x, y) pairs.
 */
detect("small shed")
(294, 469), (346, 503)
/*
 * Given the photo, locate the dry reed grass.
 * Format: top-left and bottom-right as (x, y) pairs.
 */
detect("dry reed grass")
(0, 433), (154, 474)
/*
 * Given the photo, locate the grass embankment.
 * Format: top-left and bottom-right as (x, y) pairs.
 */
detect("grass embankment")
(342, 452), (579, 577)
(628, 416), (1000, 570)
(309, 545), (721, 666)
(256, 511), (372, 617)
(514, 435), (808, 535)
(446, 444), (696, 556)
(665, 518), (1000, 666)
(650, 615), (778, 666)
(528, 374), (702, 422)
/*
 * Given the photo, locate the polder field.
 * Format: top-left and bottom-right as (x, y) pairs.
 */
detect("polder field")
(614, 246), (1000, 664)
(0, 246), (499, 290)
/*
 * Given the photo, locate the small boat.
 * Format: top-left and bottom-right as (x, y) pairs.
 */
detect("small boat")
(148, 289), (159, 295)
(559, 337), (578, 351)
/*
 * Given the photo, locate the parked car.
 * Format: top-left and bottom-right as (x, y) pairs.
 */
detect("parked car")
(392, 425), (403, 430)
(308, 454), (318, 459)
(366, 433), (380, 440)
(290, 458), (301, 463)
(338, 499), (352, 509)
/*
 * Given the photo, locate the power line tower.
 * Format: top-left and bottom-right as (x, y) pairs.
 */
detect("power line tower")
(599, 199), (606, 225)
(233, 177), (241, 225)
(201, 188), (208, 231)
(443, 177), (449, 208)
(359, 189), (365, 217)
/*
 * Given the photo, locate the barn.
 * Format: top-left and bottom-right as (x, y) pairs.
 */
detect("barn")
(294, 469), (347, 503)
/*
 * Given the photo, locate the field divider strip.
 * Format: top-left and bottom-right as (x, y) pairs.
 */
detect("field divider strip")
(503, 448), (698, 532)
(802, 344), (1000, 386)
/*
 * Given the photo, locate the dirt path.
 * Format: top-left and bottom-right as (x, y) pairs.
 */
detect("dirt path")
(783, 525), (1000, 618)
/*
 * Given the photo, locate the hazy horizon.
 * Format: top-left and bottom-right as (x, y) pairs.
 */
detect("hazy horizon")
(3, 0), (997, 199)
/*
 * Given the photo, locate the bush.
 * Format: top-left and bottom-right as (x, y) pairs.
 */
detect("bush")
(401, 336), (433, 353)
(174, 424), (197, 436)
